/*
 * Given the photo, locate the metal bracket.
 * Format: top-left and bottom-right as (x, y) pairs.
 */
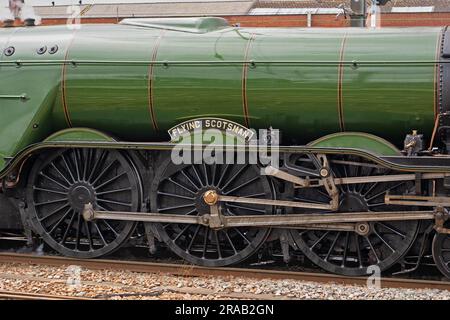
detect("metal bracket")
(385, 194), (450, 207)
(434, 207), (450, 234)
(264, 154), (338, 210)
(0, 94), (29, 102)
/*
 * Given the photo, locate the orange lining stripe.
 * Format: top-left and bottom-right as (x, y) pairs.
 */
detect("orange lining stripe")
(61, 31), (77, 128)
(337, 35), (348, 132)
(147, 31), (165, 131)
(434, 28), (445, 120)
(242, 34), (255, 128)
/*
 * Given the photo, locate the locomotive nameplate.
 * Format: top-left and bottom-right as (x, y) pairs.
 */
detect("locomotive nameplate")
(168, 118), (254, 142)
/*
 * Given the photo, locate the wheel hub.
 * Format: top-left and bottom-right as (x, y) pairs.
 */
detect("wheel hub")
(68, 182), (96, 211)
(195, 187), (221, 214)
(203, 190), (219, 206)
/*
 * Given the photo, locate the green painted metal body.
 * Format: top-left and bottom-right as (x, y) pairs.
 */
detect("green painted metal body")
(0, 18), (441, 172)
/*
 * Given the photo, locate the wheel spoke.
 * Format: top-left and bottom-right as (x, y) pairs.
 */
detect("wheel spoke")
(158, 203), (195, 212)
(211, 163), (217, 186)
(240, 192), (266, 198)
(82, 149), (91, 181)
(216, 164), (231, 188)
(97, 204), (121, 236)
(35, 198), (68, 207)
(341, 232), (350, 267)
(60, 154), (76, 183)
(97, 198), (132, 208)
(373, 229), (395, 253)
(226, 203), (266, 214)
(223, 230), (238, 254)
(354, 233), (363, 268)
(50, 162), (72, 186)
(203, 163), (210, 186)
(325, 232), (341, 261)
(202, 228), (210, 258)
(94, 222), (107, 246)
(184, 208), (198, 216)
(95, 172), (127, 190)
(60, 211), (76, 244)
(365, 236), (381, 263)
(38, 203), (70, 222)
(309, 231), (330, 250)
(100, 219), (119, 237)
(214, 231), (222, 259)
(167, 177), (196, 194)
(362, 181), (380, 197)
(172, 225), (190, 242)
(367, 202), (386, 208)
(75, 213), (82, 250)
(366, 181), (406, 202)
(233, 228), (251, 245)
(221, 165), (248, 191)
(87, 150), (107, 183)
(186, 225), (201, 253)
(180, 170), (200, 190)
(84, 220), (93, 250)
(72, 150), (81, 181)
(375, 222), (406, 239)
(191, 165), (205, 187)
(357, 167), (374, 193)
(91, 160), (117, 186)
(293, 197), (329, 205)
(96, 187), (132, 196)
(33, 186), (67, 196)
(39, 172), (69, 190)
(157, 191), (194, 201)
(224, 176), (259, 195)
(48, 208), (73, 234)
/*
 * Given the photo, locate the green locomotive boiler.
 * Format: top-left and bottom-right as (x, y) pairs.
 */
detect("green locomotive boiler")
(1, 17), (450, 278)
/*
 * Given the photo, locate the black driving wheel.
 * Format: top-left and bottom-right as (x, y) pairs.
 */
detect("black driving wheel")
(26, 148), (141, 258)
(432, 231), (450, 279)
(151, 157), (273, 267)
(290, 155), (420, 276)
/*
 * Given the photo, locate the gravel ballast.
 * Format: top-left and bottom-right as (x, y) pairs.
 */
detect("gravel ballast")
(0, 262), (449, 300)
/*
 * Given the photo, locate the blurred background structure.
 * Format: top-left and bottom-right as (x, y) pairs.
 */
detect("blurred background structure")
(1, 0), (450, 27)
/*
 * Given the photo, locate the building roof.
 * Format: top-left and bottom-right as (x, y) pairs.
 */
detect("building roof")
(35, 1), (254, 18)
(253, 0), (450, 13)
(25, 0), (450, 19)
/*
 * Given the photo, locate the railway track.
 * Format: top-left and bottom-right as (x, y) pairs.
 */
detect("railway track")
(0, 252), (449, 292)
(0, 290), (94, 300)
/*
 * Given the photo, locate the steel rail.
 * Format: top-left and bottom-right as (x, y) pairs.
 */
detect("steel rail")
(0, 290), (94, 300)
(0, 253), (449, 291)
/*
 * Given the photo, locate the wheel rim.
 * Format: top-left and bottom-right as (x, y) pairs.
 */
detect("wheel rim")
(151, 158), (273, 267)
(291, 155), (420, 276)
(432, 232), (450, 278)
(27, 148), (141, 258)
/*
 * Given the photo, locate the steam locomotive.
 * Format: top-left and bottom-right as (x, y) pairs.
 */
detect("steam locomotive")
(1, 17), (450, 278)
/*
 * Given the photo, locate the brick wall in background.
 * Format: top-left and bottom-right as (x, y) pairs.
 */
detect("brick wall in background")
(226, 14), (349, 27)
(380, 13), (450, 27)
(225, 13), (450, 27)
(2, 13), (450, 28)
